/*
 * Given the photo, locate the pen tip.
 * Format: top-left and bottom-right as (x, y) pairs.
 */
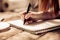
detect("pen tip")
(24, 19), (26, 24)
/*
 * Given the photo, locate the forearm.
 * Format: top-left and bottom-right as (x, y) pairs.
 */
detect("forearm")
(38, 12), (56, 20)
(31, 11), (58, 20)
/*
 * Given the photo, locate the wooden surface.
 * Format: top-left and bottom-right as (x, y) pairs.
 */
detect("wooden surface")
(0, 12), (41, 40)
(0, 12), (60, 40)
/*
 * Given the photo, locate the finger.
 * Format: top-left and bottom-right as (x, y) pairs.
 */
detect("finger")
(19, 10), (27, 14)
(25, 14), (31, 19)
(19, 10), (26, 18)
(25, 20), (33, 25)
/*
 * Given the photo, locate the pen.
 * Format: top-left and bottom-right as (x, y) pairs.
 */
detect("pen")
(24, 3), (31, 24)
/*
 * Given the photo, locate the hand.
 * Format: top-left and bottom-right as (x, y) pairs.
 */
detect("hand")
(19, 11), (38, 24)
(24, 11), (43, 24)
(20, 11), (55, 24)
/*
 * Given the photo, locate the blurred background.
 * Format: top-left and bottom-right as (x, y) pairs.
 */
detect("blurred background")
(0, 0), (60, 12)
(0, 0), (29, 12)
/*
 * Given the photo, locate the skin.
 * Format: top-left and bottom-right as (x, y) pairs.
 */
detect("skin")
(21, 0), (59, 24)
(21, 10), (57, 24)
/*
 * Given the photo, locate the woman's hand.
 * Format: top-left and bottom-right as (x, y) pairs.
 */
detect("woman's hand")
(24, 11), (44, 24)
(21, 11), (56, 24)
(25, 12), (43, 19)
(20, 11), (43, 24)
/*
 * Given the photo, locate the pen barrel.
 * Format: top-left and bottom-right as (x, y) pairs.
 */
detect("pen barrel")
(27, 3), (31, 13)
(24, 3), (31, 24)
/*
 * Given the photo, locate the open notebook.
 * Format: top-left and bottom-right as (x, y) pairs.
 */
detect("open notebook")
(7, 19), (60, 34)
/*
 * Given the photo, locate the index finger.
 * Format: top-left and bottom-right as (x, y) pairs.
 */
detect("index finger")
(19, 10), (27, 14)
